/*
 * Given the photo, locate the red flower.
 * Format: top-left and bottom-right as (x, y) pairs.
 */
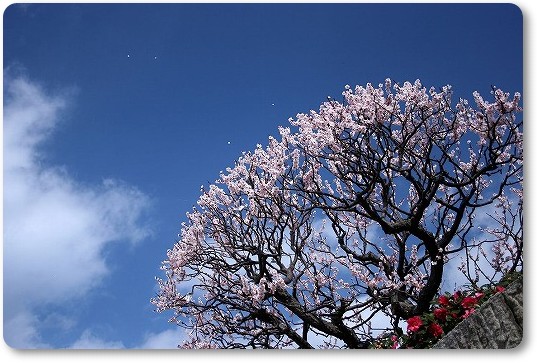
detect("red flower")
(475, 291), (485, 300)
(407, 316), (423, 333)
(438, 295), (450, 306)
(453, 291), (462, 301)
(496, 286), (505, 293)
(433, 307), (449, 321)
(428, 322), (444, 338)
(461, 296), (478, 309)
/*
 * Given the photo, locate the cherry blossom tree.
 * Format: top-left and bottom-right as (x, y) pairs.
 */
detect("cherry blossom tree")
(152, 79), (522, 349)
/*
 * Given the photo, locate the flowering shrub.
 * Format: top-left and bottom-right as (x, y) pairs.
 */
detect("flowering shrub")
(401, 289), (483, 348)
(371, 272), (520, 349)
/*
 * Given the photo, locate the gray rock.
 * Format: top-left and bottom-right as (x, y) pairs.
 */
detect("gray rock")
(433, 277), (523, 349)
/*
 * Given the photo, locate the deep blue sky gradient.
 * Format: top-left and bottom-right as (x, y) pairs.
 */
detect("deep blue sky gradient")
(3, 3), (523, 348)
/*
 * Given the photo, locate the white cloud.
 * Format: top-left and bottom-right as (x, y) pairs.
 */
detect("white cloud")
(68, 330), (126, 349)
(2, 311), (51, 349)
(65, 328), (185, 349)
(137, 328), (185, 349)
(2, 74), (152, 348)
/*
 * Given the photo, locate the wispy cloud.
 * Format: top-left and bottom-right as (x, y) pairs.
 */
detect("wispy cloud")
(68, 330), (126, 349)
(64, 328), (185, 349)
(3, 73), (152, 348)
(137, 328), (185, 349)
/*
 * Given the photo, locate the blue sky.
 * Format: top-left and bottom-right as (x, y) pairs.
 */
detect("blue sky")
(3, 2), (523, 350)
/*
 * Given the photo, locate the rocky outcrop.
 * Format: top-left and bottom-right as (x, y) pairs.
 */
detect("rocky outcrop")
(434, 277), (523, 349)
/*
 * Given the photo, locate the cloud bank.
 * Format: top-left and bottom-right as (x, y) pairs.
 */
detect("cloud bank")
(3, 74), (152, 348)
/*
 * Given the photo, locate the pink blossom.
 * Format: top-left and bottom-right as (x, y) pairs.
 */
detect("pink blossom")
(390, 335), (399, 349)
(462, 308), (475, 319)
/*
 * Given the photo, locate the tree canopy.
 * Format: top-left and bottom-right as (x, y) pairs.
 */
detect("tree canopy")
(152, 79), (523, 348)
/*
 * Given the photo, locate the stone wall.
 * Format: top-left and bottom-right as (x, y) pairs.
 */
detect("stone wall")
(433, 277), (523, 349)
